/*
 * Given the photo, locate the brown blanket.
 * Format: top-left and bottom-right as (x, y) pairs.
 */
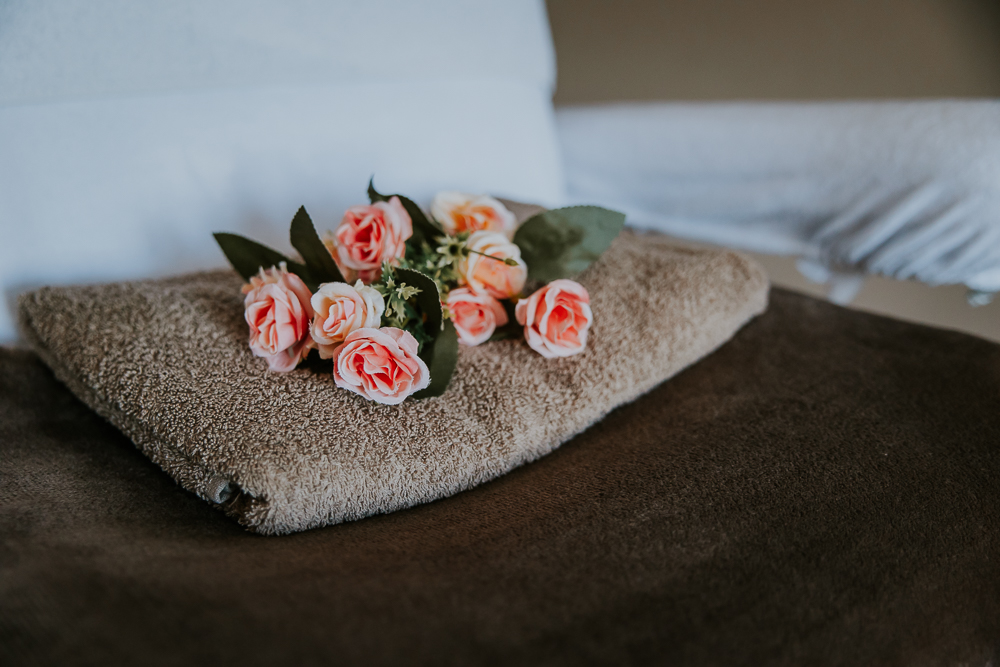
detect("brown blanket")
(2, 289), (999, 665)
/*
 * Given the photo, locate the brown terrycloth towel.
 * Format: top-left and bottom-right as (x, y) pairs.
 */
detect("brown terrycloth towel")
(3, 290), (999, 665)
(17, 231), (768, 534)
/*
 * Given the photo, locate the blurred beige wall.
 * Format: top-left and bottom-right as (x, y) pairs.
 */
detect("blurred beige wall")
(548, 0), (1000, 104)
(547, 0), (1000, 342)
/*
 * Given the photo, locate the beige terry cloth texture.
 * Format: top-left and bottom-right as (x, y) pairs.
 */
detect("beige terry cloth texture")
(18, 231), (769, 535)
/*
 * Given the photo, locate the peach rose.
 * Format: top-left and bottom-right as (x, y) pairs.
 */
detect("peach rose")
(242, 264), (315, 372)
(458, 230), (527, 300)
(310, 280), (385, 359)
(326, 196), (412, 283)
(446, 287), (509, 346)
(515, 279), (592, 358)
(431, 191), (518, 238)
(331, 327), (430, 405)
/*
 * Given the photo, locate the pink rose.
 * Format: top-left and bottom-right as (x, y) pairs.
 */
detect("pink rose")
(310, 280), (385, 359)
(515, 279), (592, 358)
(242, 264), (315, 372)
(431, 191), (518, 238)
(331, 327), (430, 405)
(446, 287), (509, 346)
(458, 230), (527, 300)
(327, 196), (412, 283)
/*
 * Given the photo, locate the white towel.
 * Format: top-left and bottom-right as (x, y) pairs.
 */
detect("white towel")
(557, 101), (1000, 302)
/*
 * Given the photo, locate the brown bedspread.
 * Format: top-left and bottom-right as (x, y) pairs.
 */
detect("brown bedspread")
(2, 289), (999, 666)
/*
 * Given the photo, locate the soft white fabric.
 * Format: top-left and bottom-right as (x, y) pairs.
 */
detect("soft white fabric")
(558, 101), (1000, 302)
(0, 1), (563, 343)
(0, 0), (555, 105)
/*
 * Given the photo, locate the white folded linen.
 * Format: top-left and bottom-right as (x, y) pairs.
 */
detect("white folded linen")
(557, 101), (1000, 302)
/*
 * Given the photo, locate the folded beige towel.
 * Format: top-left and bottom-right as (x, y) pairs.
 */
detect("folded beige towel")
(18, 231), (768, 534)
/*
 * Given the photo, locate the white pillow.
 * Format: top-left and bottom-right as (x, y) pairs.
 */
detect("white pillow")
(0, 1), (565, 343)
(0, 0), (555, 105)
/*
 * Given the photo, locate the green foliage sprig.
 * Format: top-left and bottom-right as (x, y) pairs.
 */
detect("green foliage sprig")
(371, 263), (431, 350)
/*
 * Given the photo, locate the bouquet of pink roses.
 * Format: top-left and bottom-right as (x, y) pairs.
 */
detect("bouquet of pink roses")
(215, 180), (624, 404)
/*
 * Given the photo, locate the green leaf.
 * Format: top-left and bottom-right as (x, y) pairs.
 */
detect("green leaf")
(412, 320), (458, 399)
(213, 232), (306, 282)
(395, 268), (443, 337)
(512, 205), (626, 283)
(367, 176), (389, 203)
(289, 206), (344, 289)
(393, 267), (458, 399)
(367, 177), (442, 249)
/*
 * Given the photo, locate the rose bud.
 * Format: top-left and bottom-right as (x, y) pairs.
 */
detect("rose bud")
(446, 287), (509, 346)
(326, 196), (412, 284)
(515, 279), (592, 358)
(310, 280), (385, 359)
(458, 230), (527, 300)
(242, 263), (315, 372)
(431, 191), (518, 238)
(331, 327), (430, 405)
